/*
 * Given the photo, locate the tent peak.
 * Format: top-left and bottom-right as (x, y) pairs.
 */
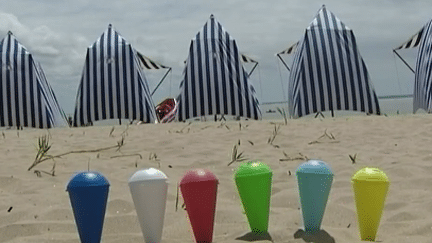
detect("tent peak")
(210, 14), (215, 19)
(7, 31), (13, 36)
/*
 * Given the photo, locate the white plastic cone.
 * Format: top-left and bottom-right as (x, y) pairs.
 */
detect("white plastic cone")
(128, 168), (168, 243)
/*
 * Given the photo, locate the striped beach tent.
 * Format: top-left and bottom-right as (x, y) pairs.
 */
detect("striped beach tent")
(394, 19), (432, 113)
(73, 24), (157, 126)
(284, 5), (380, 118)
(0, 31), (68, 128)
(176, 14), (261, 121)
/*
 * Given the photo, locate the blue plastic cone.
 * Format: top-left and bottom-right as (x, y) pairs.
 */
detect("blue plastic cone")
(66, 171), (110, 243)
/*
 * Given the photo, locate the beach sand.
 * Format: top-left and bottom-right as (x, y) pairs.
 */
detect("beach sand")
(0, 114), (431, 242)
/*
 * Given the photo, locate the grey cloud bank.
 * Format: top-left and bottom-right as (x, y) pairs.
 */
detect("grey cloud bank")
(1, 0), (430, 114)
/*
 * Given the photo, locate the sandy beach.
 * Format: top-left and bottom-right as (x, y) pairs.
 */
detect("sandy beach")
(0, 114), (431, 242)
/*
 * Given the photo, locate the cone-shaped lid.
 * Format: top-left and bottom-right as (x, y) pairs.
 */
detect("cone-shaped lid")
(180, 169), (218, 185)
(128, 168), (168, 183)
(296, 160), (333, 175)
(352, 167), (389, 182)
(235, 160), (272, 177)
(66, 171), (109, 191)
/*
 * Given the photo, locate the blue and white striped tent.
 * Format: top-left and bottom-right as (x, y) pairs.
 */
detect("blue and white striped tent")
(0, 32), (68, 128)
(284, 5), (380, 118)
(176, 15), (261, 121)
(394, 19), (432, 113)
(73, 24), (157, 126)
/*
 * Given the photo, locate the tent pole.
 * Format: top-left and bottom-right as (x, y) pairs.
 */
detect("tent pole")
(277, 54), (291, 72)
(393, 50), (415, 74)
(248, 63), (258, 77)
(151, 67), (172, 96)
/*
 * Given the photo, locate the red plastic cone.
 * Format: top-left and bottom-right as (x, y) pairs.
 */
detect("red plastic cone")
(180, 169), (218, 243)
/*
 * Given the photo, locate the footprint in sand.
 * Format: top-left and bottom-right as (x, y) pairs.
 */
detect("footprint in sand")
(0, 176), (22, 193)
(106, 199), (135, 215)
(386, 212), (418, 222)
(0, 223), (41, 242)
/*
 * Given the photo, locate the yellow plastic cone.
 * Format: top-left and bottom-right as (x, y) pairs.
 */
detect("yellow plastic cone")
(352, 168), (389, 241)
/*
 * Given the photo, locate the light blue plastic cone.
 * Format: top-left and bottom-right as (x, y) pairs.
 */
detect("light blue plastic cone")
(296, 160), (333, 233)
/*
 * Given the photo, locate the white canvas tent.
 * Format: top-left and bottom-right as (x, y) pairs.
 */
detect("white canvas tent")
(0, 32), (68, 128)
(279, 5), (381, 118)
(176, 15), (261, 121)
(73, 24), (157, 126)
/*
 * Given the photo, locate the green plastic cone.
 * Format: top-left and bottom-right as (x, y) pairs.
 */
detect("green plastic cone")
(234, 161), (272, 234)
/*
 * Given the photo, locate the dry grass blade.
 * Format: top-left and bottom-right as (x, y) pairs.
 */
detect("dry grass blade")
(121, 124), (130, 137)
(231, 145), (238, 162)
(248, 140), (254, 145)
(28, 135), (125, 171)
(149, 152), (159, 161)
(175, 184), (180, 212)
(148, 153), (161, 168)
(217, 122), (230, 130)
(34, 170), (42, 177)
(309, 129), (339, 145)
(50, 161), (56, 176)
(228, 144), (247, 166)
(315, 112), (325, 118)
(111, 153), (142, 159)
(116, 136), (125, 151)
(268, 124), (281, 147)
(175, 122), (192, 133)
(277, 107), (288, 125)
(109, 126), (115, 137)
(280, 152), (308, 162)
(349, 153), (357, 164)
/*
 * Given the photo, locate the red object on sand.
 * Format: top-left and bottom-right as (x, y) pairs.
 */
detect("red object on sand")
(180, 169), (218, 243)
(155, 98), (177, 123)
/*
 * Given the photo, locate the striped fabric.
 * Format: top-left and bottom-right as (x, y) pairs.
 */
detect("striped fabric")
(0, 32), (68, 128)
(184, 53), (257, 64)
(240, 54), (257, 63)
(394, 28), (424, 50)
(413, 19), (432, 113)
(176, 15), (261, 121)
(288, 5), (380, 118)
(73, 24), (157, 126)
(136, 52), (169, 70)
(278, 42), (299, 55)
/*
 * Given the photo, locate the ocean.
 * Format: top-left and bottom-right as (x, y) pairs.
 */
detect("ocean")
(259, 97), (415, 120)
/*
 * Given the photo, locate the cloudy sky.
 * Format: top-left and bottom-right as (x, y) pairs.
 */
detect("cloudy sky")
(1, 0), (430, 114)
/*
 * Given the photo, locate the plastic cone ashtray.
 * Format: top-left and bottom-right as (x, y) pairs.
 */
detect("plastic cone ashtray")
(180, 169), (218, 243)
(296, 160), (334, 233)
(234, 161), (272, 234)
(352, 167), (389, 241)
(129, 168), (168, 243)
(66, 171), (110, 243)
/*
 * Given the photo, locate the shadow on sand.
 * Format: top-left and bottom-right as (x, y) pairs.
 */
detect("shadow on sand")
(294, 229), (336, 243)
(235, 231), (274, 242)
